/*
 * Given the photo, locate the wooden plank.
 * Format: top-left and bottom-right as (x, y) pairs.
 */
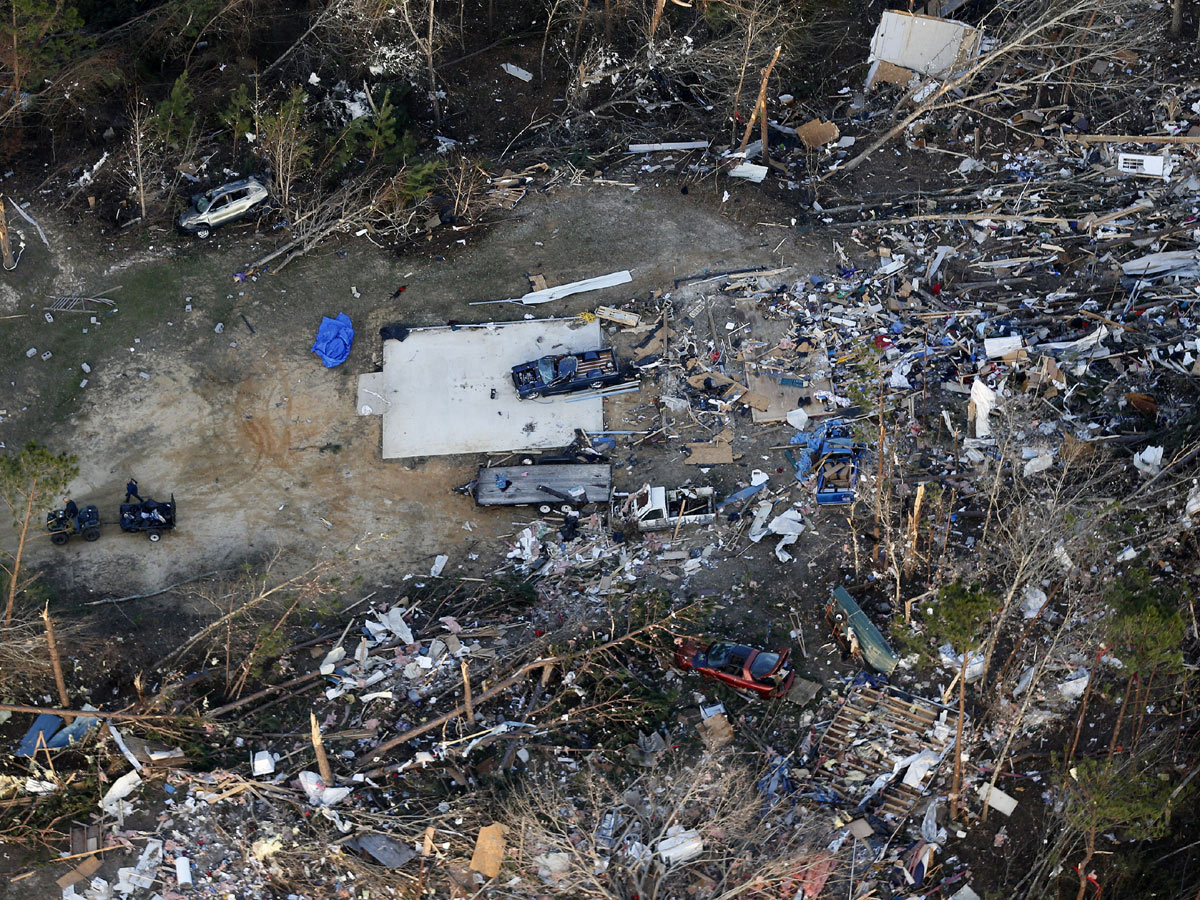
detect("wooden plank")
(594, 306), (641, 327)
(628, 141), (710, 152)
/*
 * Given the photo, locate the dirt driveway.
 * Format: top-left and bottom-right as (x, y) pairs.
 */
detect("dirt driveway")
(1, 180), (832, 602)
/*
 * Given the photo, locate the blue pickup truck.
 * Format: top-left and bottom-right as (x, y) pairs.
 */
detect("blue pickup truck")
(511, 348), (625, 399)
(786, 418), (865, 505)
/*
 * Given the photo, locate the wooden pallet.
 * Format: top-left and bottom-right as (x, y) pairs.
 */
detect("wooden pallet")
(816, 684), (962, 818)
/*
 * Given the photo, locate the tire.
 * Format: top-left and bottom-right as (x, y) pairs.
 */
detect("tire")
(526, 390), (541, 399)
(560, 504), (574, 514)
(538, 505), (552, 514)
(50, 532), (68, 546)
(148, 530), (162, 542)
(83, 528), (100, 542)
(590, 381), (606, 389)
(195, 227), (211, 239)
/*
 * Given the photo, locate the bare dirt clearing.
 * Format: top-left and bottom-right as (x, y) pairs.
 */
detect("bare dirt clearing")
(2, 181), (831, 607)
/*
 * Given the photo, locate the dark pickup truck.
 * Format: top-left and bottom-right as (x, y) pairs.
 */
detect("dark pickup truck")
(511, 348), (625, 399)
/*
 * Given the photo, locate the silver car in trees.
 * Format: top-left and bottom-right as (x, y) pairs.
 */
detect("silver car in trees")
(177, 176), (270, 238)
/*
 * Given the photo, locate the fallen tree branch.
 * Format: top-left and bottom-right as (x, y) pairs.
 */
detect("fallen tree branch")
(357, 612), (689, 771)
(85, 569), (226, 606)
(0, 702), (183, 721)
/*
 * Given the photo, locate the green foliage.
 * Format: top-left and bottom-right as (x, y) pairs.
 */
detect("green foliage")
(1064, 758), (1181, 840)
(928, 580), (995, 651)
(311, 591), (344, 620)
(152, 70), (195, 149)
(73, 0), (141, 28)
(168, 0), (222, 42)
(700, 0), (735, 30)
(0, 0), (89, 101)
(221, 82), (253, 154)
(351, 90), (414, 166)
(1104, 568), (1185, 679)
(491, 574), (538, 606)
(396, 159), (442, 205)
(1109, 602), (1184, 679)
(246, 625), (290, 680)
(889, 621), (934, 666)
(0, 442), (79, 527)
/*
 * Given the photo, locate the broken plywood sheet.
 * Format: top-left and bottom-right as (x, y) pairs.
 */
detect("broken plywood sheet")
(685, 440), (734, 465)
(686, 428), (734, 465)
(745, 373), (838, 424)
(696, 713), (734, 749)
(631, 318), (670, 366)
(873, 59), (918, 84)
(470, 823), (508, 878)
(868, 11), (981, 80)
(56, 856), (102, 889)
(797, 118), (841, 149)
(786, 677), (822, 706)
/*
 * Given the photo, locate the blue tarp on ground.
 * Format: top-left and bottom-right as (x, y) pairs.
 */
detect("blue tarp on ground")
(311, 313), (355, 367)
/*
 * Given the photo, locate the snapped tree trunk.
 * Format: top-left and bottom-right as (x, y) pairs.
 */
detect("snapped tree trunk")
(42, 602), (70, 711)
(0, 199), (13, 269)
(736, 45), (782, 155)
(952, 652), (967, 818)
(1066, 648), (1104, 766)
(4, 474), (38, 628)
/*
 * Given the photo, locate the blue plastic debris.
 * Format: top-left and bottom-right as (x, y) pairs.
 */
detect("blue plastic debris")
(715, 481), (767, 513)
(48, 714), (100, 748)
(16, 714), (62, 757)
(758, 755), (796, 812)
(15, 713), (100, 757)
(311, 313), (355, 367)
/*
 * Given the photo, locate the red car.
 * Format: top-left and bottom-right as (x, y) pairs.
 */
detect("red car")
(673, 638), (795, 699)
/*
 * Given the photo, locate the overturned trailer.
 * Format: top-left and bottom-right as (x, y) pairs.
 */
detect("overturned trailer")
(473, 464), (613, 510)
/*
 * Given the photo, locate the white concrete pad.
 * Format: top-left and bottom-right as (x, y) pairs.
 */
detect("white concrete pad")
(358, 318), (604, 458)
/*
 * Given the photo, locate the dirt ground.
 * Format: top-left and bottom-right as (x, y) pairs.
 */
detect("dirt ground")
(1, 178), (848, 636)
(0, 168), (872, 892)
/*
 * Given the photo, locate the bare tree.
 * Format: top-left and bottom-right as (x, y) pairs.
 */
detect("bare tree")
(559, 0), (799, 130)
(255, 86), (314, 208)
(397, 0), (444, 127)
(969, 406), (1117, 686)
(124, 92), (155, 221)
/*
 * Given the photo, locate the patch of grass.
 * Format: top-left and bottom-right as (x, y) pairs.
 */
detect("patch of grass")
(2, 254), (218, 437)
